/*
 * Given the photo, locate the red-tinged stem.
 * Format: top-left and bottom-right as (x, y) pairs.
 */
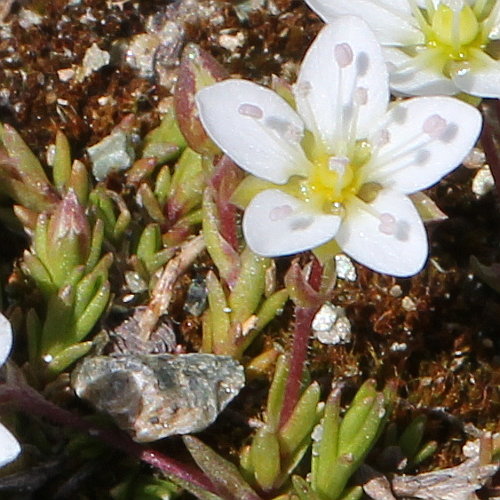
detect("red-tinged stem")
(0, 384), (216, 493)
(279, 306), (318, 428)
(481, 100), (500, 197)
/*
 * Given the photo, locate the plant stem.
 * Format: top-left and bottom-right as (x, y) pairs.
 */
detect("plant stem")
(0, 384), (216, 493)
(279, 306), (317, 428)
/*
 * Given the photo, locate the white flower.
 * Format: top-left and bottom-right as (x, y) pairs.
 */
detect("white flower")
(0, 313), (21, 467)
(196, 16), (482, 277)
(304, 0), (500, 98)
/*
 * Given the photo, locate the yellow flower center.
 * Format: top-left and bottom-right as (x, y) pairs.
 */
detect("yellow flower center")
(411, 0), (494, 74)
(296, 139), (374, 215)
(430, 2), (480, 51)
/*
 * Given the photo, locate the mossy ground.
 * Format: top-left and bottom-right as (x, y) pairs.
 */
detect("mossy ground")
(0, 0), (498, 497)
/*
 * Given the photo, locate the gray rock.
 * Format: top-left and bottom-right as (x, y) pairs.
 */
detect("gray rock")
(72, 353), (245, 442)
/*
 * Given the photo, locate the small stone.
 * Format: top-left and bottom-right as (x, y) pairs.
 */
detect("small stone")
(57, 68), (75, 82)
(125, 33), (162, 79)
(125, 271), (148, 294)
(390, 342), (407, 352)
(72, 353), (245, 442)
(389, 285), (402, 297)
(18, 8), (43, 29)
(218, 30), (246, 52)
(312, 302), (352, 345)
(335, 254), (357, 281)
(463, 147), (486, 169)
(76, 43), (110, 82)
(88, 130), (135, 181)
(97, 96), (113, 106)
(402, 296), (417, 312)
(472, 165), (495, 198)
(183, 278), (207, 316)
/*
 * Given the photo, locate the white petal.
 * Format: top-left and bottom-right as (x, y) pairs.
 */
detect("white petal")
(452, 50), (500, 98)
(304, 0), (424, 46)
(295, 18), (389, 147)
(243, 190), (341, 257)
(196, 80), (310, 184)
(367, 96), (482, 194)
(385, 47), (459, 96)
(0, 313), (12, 368)
(337, 190), (427, 277)
(0, 423), (20, 468)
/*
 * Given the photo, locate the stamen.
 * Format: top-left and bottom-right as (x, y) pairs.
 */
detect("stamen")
(328, 156), (349, 175)
(266, 116), (304, 145)
(238, 103), (264, 119)
(294, 80), (322, 140)
(238, 106), (313, 174)
(284, 124), (304, 145)
(357, 182), (383, 203)
(423, 114), (447, 139)
(375, 129), (391, 148)
(269, 204), (294, 221)
(334, 43), (354, 68)
(443, 0), (464, 12)
(378, 213), (397, 235)
(350, 197), (402, 239)
(354, 87), (368, 106)
(451, 3), (462, 50)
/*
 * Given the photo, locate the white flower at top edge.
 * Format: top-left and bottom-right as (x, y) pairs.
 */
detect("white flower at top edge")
(196, 16), (482, 277)
(305, 0), (500, 98)
(0, 313), (21, 468)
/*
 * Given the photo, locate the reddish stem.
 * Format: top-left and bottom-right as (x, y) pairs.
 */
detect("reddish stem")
(279, 306), (318, 428)
(0, 385), (216, 493)
(481, 100), (500, 197)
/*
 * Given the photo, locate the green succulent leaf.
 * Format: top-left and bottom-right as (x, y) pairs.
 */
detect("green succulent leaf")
(183, 435), (261, 500)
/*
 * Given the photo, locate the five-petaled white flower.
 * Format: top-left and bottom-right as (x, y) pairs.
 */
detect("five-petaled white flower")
(196, 16), (482, 277)
(0, 313), (21, 467)
(305, 0), (500, 98)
